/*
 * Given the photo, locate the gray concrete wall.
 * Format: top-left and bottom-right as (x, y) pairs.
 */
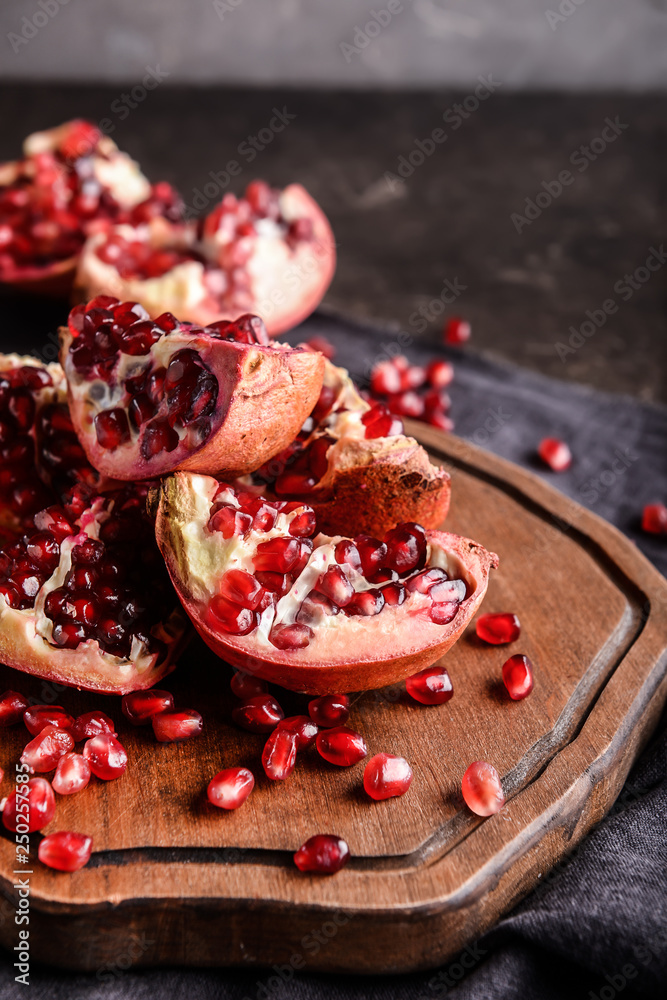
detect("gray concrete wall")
(1, 0), (666, 89)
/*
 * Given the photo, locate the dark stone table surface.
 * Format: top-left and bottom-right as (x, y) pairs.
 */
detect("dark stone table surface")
(0, 85), (665, 402)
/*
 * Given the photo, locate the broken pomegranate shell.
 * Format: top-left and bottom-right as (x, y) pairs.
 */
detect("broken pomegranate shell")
(241, 359), (451, 537)
(75, 180), (336, 338)
(59, 299), (325, 481)
(155, 472), (498, 694)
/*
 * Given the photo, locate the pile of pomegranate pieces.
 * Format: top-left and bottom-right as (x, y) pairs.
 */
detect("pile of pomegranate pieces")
(369, 354), (455, 432)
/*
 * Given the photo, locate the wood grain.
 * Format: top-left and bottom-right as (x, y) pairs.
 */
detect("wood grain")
(1, 424), (666, 973)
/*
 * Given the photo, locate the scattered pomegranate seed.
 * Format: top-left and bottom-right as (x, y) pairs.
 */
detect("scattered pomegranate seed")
(24, 705), (75, 737)
(476, 612), (521, 644)
(83, 733), (128, 779)
(399, 364), (427, 391)
(230, 671), (268, 699)
(38, 831), (93, 872)
(207, 767), (255, 810)
(538, 437), (572, 472)
(502, 654), (534, 700)
(370, 360), (401, 396)
(388, 391), (425, 418)
(426, 359), (454, 388)
(152, 709), (203, 743)
(0, 689), (28, 726)
(363, 753), (413, 800)
(444, 317), (471, 345)
(305, 336), (336, 360)
(405, 665), (454, 705)
(52, 752), (91, 795)
(232, 694), (284, 733)
(262, 728), (298, 780)
(2, 777), (55, 832)
(293, 834), (350, 875)
(308, 694), (350, 728)
(316, 726), (368, 767)
(121, 688), (175, 725)
(642, 503), (667, 535)
(70, 711), (116, 742)
(21, 725), (74, 772)
(277, 715), (319, 749)
(461, 761), (505, 817)
(425, 409), (454, 432)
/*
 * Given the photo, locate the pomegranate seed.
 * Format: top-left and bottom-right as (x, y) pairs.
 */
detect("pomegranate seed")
(502, 654), (534, 700)
(253, 536), (301, 573)
(363, 753), (413, 800)
(538, 437), (572, 472)
(345, 590), (385, 616)
(208, 595), (258, 635)
(384, 522), (427, 574)
(52, 752), (91, 794)
(355, 535), (387, 576)
(444, 317), (471, 345)
(269, 622), (313, 649)
(232, 694), (284, 733)
(262, 728), (298, 780)
(305, 336), (336, 360)
(361, 403), (403, 439)
(219, 569), (264, 610)
(230, 671), (267, 699)
(429, 578), (466, 603)
(335, 539), (362, 572)
(426, 359), (454, 388)
(70, 711), (116, 742)
(317, 565), (354, 607)
(122, 689), (174, 724)
(382, 582), (406, 606)
(476, 612), (521, 645)
(370, 360), (401, 396)
(308, 694), (350, 728)
(406, 665), (453, 705)
(388, 391), (425, 418)
(95, 408), (131, 450)
(24, 705), (75, 736)
(0, 689), (28, 726)
(316, 726), (367, 767)
(642, 503), (667, 535)
(209, 505), (253, 538)
(288, 506), (317, 538)
(429, 601), (459, 624)
(406, 567), (446, 594)
(277, 715), (319, 749)
(400, 364), (427, 391)
(423, 388), (451, 414)
(207, 767), (255, 810)
(426, 409), (454, 432)
(294, 834), (350, 875)
(83, 733), (128, 778)
(38, 831), (92, 872)
(22, 725), (74, 772)
(2, 777), (55, 832)
(461, 761), (505, 816)
(152, 709), (203, 743)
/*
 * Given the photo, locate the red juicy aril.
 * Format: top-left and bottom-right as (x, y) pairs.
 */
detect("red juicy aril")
(308, 694), (350, 727)
(155, 471), (498, 694)
(502, 654), (534, 700)
(2, 776), (55, 832)
(122, 688), (174, 724)
(642, 503), (667, 535)
(0, 119), (181, 295)
(293, 834), (350, 875)
(38, 831), (93, 872)
(476, 612), (521, 645)
(52, 752), (91, 794)
(0, 482), (187, 694)
(60, 299), (325, 481)
(461, 761), (505, 817)
(316, 726), (367, 767)
(83, 733), (127, 779)
(77, 180), (336, 338)
(0, 689), (28, 726)
(207, 767), (254, 810)
(152, 709), (203, 742)
(245, 358), (451, 537)
(232, 694), (284, 733)
(363, 753), (413, 800)
(24, 705), (75, 736)
(405, 665), (453, 705)
(21, 725), (74, 772)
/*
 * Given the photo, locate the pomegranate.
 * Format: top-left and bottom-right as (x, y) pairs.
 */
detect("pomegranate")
(207, 767), (254, 810)
(363, 752), (413, 800)
(642, 503), (667, 535)
(2, 776), (55, 832)
(538, 438), (572, 472)
(0, 689), (28, 726)
(21, 725), (74, 772)
(242, 359), (451, 537)
(476, 612), (521, 645)
(83, 732), (127, 779)
(24, 705), (75, 736)
(405, 664), (453, 705)
(52, 752), (91, 794)
(0, 482), (187, 694)
(0, 120), (180, 295)
(293, 834), (350, 874)
(316, 726), (368, 767)
(444, 317), (471, 345)
(461, 761), (505, 816)
(152, 709), (203, 742)
(155, 472), (498, 694)
(38, 831), (93, 872)
(121, 688), (174, 724)
(502, 653), (534, 700)
(75, 180), (336, 338)
(59, 299), (325, 481)
(308, 694), (350, 727)
(232, 694), (284, 733)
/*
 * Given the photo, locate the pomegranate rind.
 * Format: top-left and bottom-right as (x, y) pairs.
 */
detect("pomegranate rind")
(155, 471), (497, 695)
(59, 325), (325, 480)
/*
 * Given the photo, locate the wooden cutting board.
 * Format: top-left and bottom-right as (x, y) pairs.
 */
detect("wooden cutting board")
(1, 425), (666, 974)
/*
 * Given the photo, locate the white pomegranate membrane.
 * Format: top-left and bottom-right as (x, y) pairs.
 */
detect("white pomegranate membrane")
(191, 480), (469, 652)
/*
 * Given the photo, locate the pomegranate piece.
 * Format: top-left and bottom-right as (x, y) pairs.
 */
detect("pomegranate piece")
(38, 831), (93, 872)
(476, 612), (521, 645)
(232, 694), (284, 733)
(83, 733), (128, 779)
(2, 777), (55, 832)
(538, 437), (572, 472)
(461, 761), (505, 817)
(0, 689), (28, 726)
(316, 726), (368, 767)
(406, 665), (453, 705)
(70, 710), (116, 742)
(502, 654), (534, 700)
(426, 359), (454, 389)
(230, 670), (267, 700)
(152, 709), (203, 743)
(21, 725), (74, 772)
(24, 705), (76, 736)
(262, 728), (298, 780)
(52, 752), (91, 794)
(444, 317), (471, 345)
(122, 689), (174, 725)
(642, 503), (667, 535)
(207, 767), (255, 810)
(293, 834), (350, 875)
(308, 694), (350, 728)
(277, 715), (319, 749)
(363, 753), (413, 800)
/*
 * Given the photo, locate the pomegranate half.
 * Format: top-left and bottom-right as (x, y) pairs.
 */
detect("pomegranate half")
(75, 181), (336, 337)
(238, 359), (451, 536)
(59, 298), (325, 481)
(155, 472), (497, 694)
